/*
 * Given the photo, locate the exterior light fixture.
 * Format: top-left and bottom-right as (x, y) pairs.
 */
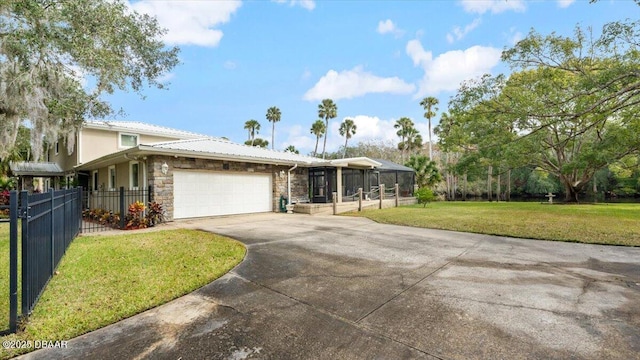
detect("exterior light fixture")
(161, 161), (169, 175)
(279, 170), (285, 177)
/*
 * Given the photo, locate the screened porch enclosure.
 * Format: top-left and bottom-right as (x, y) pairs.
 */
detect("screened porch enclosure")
(308, 161), (415, 204)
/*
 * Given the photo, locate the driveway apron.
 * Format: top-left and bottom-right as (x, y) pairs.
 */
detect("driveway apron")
(19, 213), (640, 359)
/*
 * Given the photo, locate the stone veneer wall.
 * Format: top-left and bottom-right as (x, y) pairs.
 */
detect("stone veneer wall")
(147, 155), (309, 221)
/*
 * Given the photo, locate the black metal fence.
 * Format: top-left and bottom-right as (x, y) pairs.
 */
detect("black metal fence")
(6, 188), (82, 333)
(81, 187), (151, 233)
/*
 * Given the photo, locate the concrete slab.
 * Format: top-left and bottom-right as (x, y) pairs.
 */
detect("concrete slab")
(19, 213), (640, 359)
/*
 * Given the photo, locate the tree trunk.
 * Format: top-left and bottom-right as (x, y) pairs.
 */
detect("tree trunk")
(428, 119), (433, 161)
(497, 173), (501, 202)
(593, 178), (598, 203)
(564, 182), (580, 203)
(453, 175), (458, 201)
(322, 119), (328, 159)
(313, 136), (319, 157)
(343, 138), (348, 158)
(463, 173), (467, 201)
(507, 169), (511, 202)
(271, 122), (275, 150)
(487, 165), (493, 202)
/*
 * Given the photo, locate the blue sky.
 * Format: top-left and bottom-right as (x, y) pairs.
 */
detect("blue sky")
(104, 0), (638, 155)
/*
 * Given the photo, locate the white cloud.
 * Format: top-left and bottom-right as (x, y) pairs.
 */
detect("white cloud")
(281, 124), (316, 153)
(301, 69), (312, 81)
(460, 0), (526, 14)
(446, 18), (482, 43)
(557, 0), (575, 8)
(284, 115), (429, 154)
(377, 19), (404, 37)
(129, 0), (242, 47)
(377, 19), (395, 34)
(273, 0), (316, 11)
(406, 40), (433, 66)
(506, 27), (523, 45)
(224, 61), (237, 70)
(406, 39), (502, 98)
(303, 66), (416, 101)
(67, 64), (88, 88)
(156, 72), (175, 84)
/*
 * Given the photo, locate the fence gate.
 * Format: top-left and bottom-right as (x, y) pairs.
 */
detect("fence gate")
(5, 188), (82, 333)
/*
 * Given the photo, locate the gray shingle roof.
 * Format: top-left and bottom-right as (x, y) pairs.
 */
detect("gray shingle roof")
(10, 162), (64, 176)
(144, 138), (321, 165)
(372, 158), (415, 172)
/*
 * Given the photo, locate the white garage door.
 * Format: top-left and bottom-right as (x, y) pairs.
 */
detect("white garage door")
(173, 171), (272, 219)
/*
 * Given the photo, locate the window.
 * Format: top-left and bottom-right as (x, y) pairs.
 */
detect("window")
(119, 133), (139, 148)
(108, 166), (116, 190)
(92, 171), (99, 191)
(129, 162), (139, 189)
(55, 141), (59, 155)
(65, 175), (74, 189)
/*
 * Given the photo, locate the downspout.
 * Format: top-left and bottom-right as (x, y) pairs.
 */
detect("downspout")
(287, 164), (298, 205)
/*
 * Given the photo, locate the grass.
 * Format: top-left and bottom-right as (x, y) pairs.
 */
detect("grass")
(0, 228), (245, 359)
(347, 202), (640, 246)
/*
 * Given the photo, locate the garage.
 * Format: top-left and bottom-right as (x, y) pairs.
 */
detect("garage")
(173, 170), (272, 219)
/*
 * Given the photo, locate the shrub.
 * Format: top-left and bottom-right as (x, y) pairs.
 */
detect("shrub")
(125, 201), (148, 230)
(415, 187), (436, 207)
(146, 201), (165, 226)
(0, 190), (9, 206)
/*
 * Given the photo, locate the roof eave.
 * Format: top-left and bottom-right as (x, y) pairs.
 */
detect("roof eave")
(75, 145), (316, 170)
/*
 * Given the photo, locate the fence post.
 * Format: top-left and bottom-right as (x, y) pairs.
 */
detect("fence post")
(20, 190), (29, 316)
(379, 184), (385, 209)
(50, 189), (55, 276)
(332, 192), (337, 215)
(395, 183), (399, 208)
(78, 187), (82, 235)
(358, 188), (363, 212)
(9, 191), (18, 333)
(119, 187), (125, 229)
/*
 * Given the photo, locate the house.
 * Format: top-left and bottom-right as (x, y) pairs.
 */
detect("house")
(43, 121), (414, 221)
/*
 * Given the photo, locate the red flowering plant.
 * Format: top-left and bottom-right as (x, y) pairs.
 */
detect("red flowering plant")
(125, 201), (148, 230)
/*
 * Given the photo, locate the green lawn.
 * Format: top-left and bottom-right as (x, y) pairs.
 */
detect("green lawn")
(0, 228), (245, 359)
(348, 202), (640, 246)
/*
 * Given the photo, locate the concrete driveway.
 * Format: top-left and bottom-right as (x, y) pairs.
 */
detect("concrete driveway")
(21, 213), (640, 359)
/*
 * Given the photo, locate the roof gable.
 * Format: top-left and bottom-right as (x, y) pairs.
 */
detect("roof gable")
(84, 121), (213, 140)
(144, 138), (321, 165)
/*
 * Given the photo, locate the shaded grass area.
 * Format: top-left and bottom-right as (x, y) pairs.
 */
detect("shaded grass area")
(0, 228), (245, 359)
(347, 202), (640, 246)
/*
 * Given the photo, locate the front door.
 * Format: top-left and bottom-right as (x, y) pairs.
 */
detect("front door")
(309, 168), (336, 203)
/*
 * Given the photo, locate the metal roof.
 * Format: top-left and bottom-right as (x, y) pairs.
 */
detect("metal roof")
(84, 120), (213, 140)
(372, 158), (415, 172)
(329, 157), (382, 168)
(10, 162), (64, 176)
(144, 138), (322, 165)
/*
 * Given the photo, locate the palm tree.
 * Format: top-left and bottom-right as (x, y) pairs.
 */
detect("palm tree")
(243, 119), (261, 146)
(408, 132), (423, 155)
(406, 155), (442, 188)
(394, 117), (414, 162)
(247, 138), (269, 148)
(419, 96), (439, 160)
(339, 118), (357, 159)
(266, 106), (281, 150)
(284, 145), (299, 154)
(310, 120), (326, 157)
(318, 99), (337, 159)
